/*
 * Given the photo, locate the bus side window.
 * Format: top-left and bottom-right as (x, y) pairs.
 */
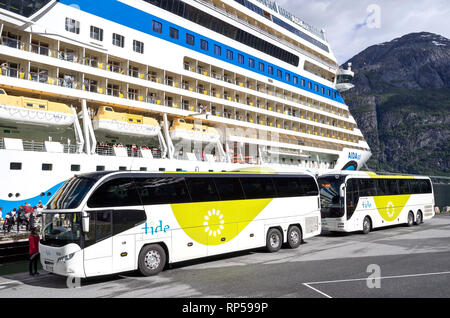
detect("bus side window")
(87, 178), (141, 208)
(386, 179), (399, 195)
(398, 179), (411, 195)
(214, 177), (245, 201)
(134, 177), (190, 205)
(84, 211), (112, 248)
(240, 177), (276, 199)
(186, 177), (220, 202)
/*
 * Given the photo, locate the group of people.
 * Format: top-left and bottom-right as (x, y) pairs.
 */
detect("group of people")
(0, 204), (42, 276)
(1, 202), (43, 234)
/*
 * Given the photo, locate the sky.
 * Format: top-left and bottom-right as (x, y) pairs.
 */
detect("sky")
(275, 0), (450, 65)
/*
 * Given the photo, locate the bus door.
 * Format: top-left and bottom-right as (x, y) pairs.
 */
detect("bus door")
(83, 209), (113, 277)
(345, 179), (359, 222)
(111, 209), (146, 273)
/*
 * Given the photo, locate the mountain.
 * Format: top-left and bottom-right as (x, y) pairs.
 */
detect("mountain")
(341, 32), (450, 176)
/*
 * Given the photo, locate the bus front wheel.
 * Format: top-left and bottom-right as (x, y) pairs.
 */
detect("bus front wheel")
(362, 217), (371, 234)
(407, 212), (414, 227)
(138, 244), (166, 276)
(266, 228), (283, 252)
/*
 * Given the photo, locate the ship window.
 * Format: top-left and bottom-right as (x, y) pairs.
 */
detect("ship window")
(238, 54), (244, 64)
(226, 49), (233, 60)
(268, 66), (273, 75)
(105, 107), (113, 112)
(133, 40), (144, 54)
(39, 105), (45, 109)
(321, 87), (325, 94)
(129, 119), (133, 122)
(112, 33), (125, 48)
(293, 76), (298, 85)
(119, 166), (127, 171)
(314, 84), (319, 92)
(26, 103), (33, 107)
(152, 20), (162, 33)
(65, 18), (80, 34)
(214, 44), (221, 56)
(96, 165), (105, 171)
(301, 79), (306, 87)
(248, 58), (255, 68)
(90, 26), (103, 41)
(333, 92), (337, 99)
(42, 163), (53, 171)
(71, 164), (80, 172)
(200, 39), (208, 51)
(277, 69), (282, 78)
(259, 62), (264, 72)
(327, 89), (331, 96)
(10, 162), (22, 170)
(308, 82), (312, 89)
(169, 27), (179, 40)
(140, 167), (147, 171)
(285, 73), (290, 82)
(186, 33), (194, 45)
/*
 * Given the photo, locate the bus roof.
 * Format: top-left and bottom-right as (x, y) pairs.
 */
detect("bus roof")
(318, 170), (431, 180)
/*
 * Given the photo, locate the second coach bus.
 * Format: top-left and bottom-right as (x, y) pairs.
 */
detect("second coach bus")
(39, 170), (321, 277)
(318, 171), (435, 234)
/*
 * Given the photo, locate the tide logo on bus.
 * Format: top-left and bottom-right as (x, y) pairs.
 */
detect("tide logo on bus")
(141, 221), (170, 235)
(373, 195), (411, 222)
(171, 199), (272, 246)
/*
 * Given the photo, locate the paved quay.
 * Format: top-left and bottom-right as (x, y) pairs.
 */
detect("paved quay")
(1, 215), (450, 298)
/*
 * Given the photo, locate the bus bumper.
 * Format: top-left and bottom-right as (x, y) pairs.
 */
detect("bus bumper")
(321, 218), (346, 232)
(39, 243), (85, 278)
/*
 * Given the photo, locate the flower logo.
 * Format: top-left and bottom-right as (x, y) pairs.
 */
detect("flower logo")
(386, 201), (395, 218)
(203, 208), (224, 237)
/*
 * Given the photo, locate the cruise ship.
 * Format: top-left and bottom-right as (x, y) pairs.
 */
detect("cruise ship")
(0, 0), (371, 215)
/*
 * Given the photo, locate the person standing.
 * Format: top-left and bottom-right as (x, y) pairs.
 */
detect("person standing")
(29, 227), (40, 276)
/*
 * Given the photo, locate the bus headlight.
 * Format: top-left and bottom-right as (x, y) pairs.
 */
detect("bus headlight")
(57, 253), (75, 264)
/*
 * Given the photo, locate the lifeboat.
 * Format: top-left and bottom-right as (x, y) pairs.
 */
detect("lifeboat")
(92, 106), (161, 137)
(170, 118), (220, 143)
(0, 88), (74, 127)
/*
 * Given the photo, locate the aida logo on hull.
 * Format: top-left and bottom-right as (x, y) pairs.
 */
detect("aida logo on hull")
(348, 152), (361, 160)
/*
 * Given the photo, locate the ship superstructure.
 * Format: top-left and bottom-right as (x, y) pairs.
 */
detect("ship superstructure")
(0, 0), (371, 215)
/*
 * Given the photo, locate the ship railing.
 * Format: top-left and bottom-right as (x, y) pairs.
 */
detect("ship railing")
(0, 36), (352, 125)
(192, 0), (337, 70)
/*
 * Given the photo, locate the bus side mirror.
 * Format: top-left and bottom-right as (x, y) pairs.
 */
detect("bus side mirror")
(340, 185), (345, 197)
(82, 211), (89, 233)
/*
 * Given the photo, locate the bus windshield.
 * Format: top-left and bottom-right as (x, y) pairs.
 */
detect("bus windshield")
(318, 176), (345, 218)
(46, 177), (97, 210)
(41, 212), (82, 247)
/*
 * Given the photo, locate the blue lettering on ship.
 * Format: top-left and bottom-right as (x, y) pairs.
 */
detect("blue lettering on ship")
(348, 152), (361, 160)
(141, 221), (170, 235)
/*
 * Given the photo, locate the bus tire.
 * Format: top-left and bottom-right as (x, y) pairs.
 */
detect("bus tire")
(138, 244), (166, 276)
(407, 212), (414, 227)
(362, 216), (371, 234)
(266, 228), (283, 253)
(415, 211), (423, 225)
(287, 226), (302, 249)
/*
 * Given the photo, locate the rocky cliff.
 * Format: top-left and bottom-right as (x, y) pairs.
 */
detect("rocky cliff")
(342, 32), (450, 176)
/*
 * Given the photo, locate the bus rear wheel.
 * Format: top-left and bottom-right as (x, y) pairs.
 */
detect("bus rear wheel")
(138, 244), (166, 276)
(266, 228), (283, 252)
(287, 226), (302, 249)
(362, 217), (371, 234)
(415, 211), (423, 225)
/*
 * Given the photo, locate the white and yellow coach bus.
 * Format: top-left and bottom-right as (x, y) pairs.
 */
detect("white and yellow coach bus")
(39, 169), (321, 277)
(318, 171), (435, 234)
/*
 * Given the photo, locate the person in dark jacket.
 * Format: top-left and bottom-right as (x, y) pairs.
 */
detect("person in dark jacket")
(29, 227), (40, 276)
